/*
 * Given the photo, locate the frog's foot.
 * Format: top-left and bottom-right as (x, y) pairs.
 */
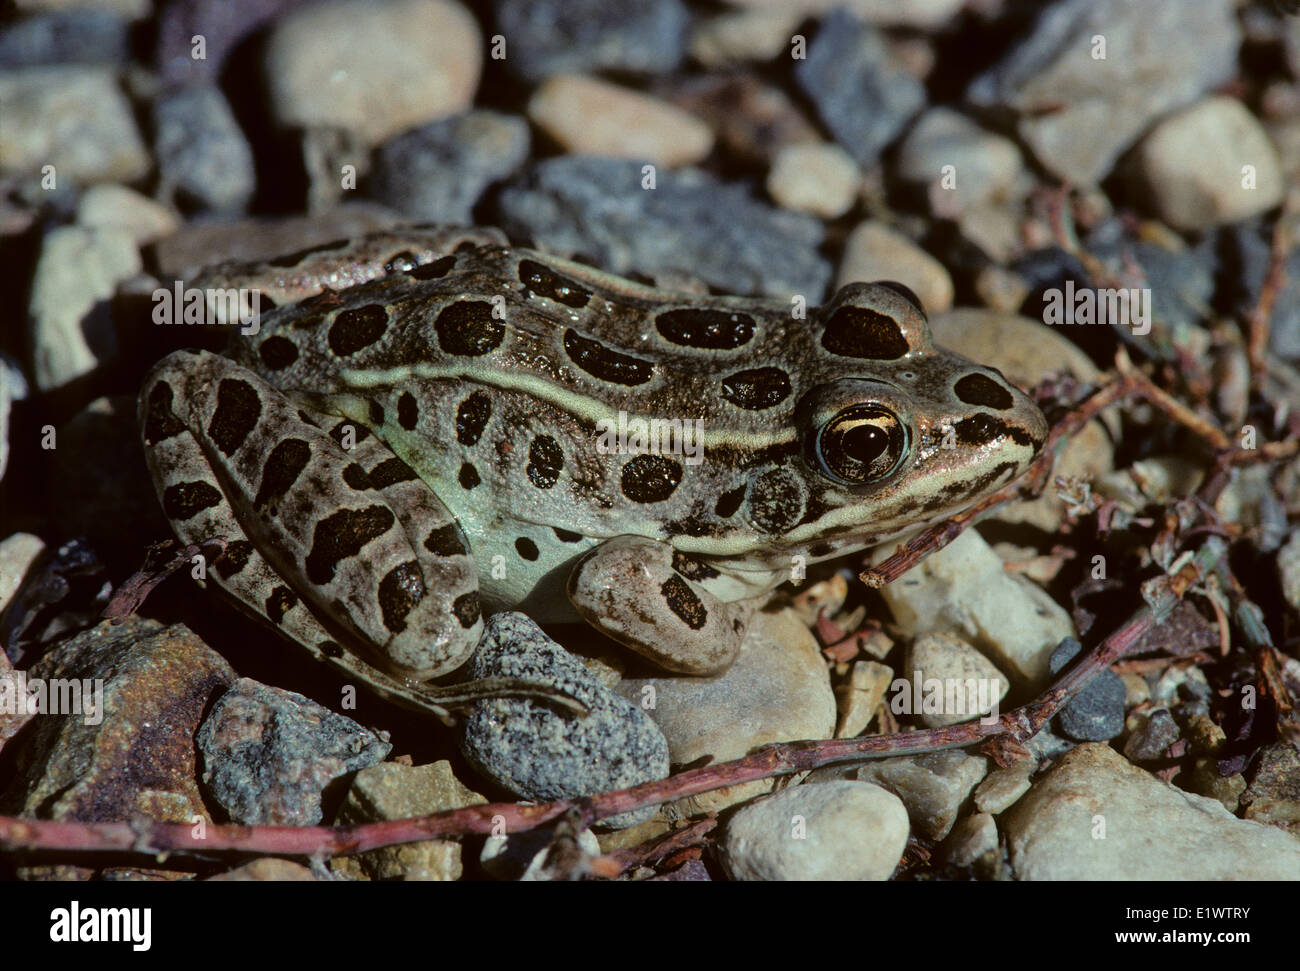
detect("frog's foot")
(139, 348), (575, 721)
(566, 536), (752, 676)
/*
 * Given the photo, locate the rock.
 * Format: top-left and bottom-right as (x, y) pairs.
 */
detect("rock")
(265, 0), (481, 147)
(0, 66), (150, 183)
(1215, 464), (1288, 553)
(1122, 708), (1180, 763)
(494, 0), (688, 82)
(27, 226), (140, 392)
(0, 532), (44, 621)
(0, 9), (128, 67)
(689, 7), (802, 68)
(0, 619), (235, 831)
(76, 183), (179, 245)
(720, 781), (909, 881)
(1184, 758), (1246, 813)
(836, 220), (953, 313)
(155, 0), (312, 86)
(481, 826), (602, 881)
(370, 111), (529, 224)
(795, 9), (925, 167)
(153, 84), (256, 214)
(0, 644), (34, 747)
(499, 156), (830, 300)
(1135, 97), (1284, 231)
(662, 73), (821, 167)
(460, 613), (669, 829)
(766, 141), (860, 219)
(1241, 743), (1300, 838)
(1049, 638), (1125, 742)
(1002, 743), (1300, 879)
(901, 632), (1008, 729)
(331, 761), (485, 881)
(850, 749), (988, 840)
(896, 107), (1025, 214)
(943, 811), (999, 868)
(527, 75), (713, 167)
(973, 758), (1036, 815)
(616, 608), (836, 815)
(876, 528), (1076, 688)
(207, 859), (317, 881)
(0, 354), (28, 482)
(967, 0), (1240, 184)
(1280, 530), (1300, 612)
(197, 678), (392, 826)
(836, 660), (893, 738)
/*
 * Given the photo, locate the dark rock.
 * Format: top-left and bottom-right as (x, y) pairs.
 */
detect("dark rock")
(153, 84), (256, 214)
(1049, 637), (1125, 741)
(0, 10), (128, 68)
(1123, 708), (1181, 762)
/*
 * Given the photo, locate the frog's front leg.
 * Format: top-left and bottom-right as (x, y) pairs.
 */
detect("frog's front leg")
(566, 536), (754, 675)
(140, 349), (487, 712)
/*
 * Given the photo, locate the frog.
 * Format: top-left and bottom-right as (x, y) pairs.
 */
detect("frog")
(138, 225), (1048, 720)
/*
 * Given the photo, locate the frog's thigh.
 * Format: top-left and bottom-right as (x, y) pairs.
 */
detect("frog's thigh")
(566, 536), (749, 676)
(140, 348), (481, 681)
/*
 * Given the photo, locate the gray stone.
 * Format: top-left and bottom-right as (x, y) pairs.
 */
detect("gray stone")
(370, 111), (530, 224)
(460, 612), (670, 829)
(1049, 638), (1125, 741)
(1002, 743), (1300, 879)
(1122, 708), (1180, 762)
(943, 811), (999, 868)
(967, 0), (1240, 184)
(896, 107), (1025, 213)
(795, 9), (925, 167)
(720, 781), (909, 881)
(197, 678), (392, 826)
(0, 10), (128, 68)
(493, 0), (689, 82)
(153, 84), (256, 214)
(155, 0), (313, 86)
(851, 749), (988, 840)
(498, 156), (830, 300)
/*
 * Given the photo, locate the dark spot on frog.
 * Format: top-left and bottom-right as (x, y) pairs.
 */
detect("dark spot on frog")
(214, 540), (254, 579)
(452, 591), (481, 628)
(660, 574), (707, 631)
(953, 414), (1036, 448)
(142, 379), (186, 445)
(330, 420), (371, 446)
(396, 392), (419, 431)
(255, 438), (312, 508)
(518, 258), (591, 308)
(162, 480), (223, 521)
(258, 335), (299, 371)
(456, 390), (491, 446)
(378, 560), (425, 633)
(208, 378), (261, 457)
(266, 585), (297, 625)
(304, 505), (396, 585)
(954, 373), (1015, 411)
(746, 468), (808, 534)
(267, 238), (348, 267)
(715, 485), (746, 519)
(459, 462), (480, 489)
(527, 434), (564, 489)
(368, 456), (419, 488)
(655, 308), (755, 349)
(809, 541), (836, 558)
(319, 640), (345, 658)
(554, 527), (583, 542)
(342, 462), (371, 491)
(563, 329), (654, 386)
(435, 300), (505, 356)
(720, 367), (792, 410)
(671, 549), (719, 581)
(821, 305), (909, 360)
(296, 409), (320, 428)
(328, 304), (389, 356)
(407, 254), (456, 280)
(621, 454), (683, 503)
(425, 523), (467, 557)
(515, 537), (539, 561)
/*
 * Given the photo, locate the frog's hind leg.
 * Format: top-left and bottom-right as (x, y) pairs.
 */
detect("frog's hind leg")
(139, 348), (550, 720)
(566, 536), (754, 676)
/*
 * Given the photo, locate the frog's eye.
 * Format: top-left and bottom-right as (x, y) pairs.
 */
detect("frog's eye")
(815, 405), (907, 485)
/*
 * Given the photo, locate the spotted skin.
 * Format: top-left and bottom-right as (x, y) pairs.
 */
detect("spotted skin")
(141, 226), (1048, 693)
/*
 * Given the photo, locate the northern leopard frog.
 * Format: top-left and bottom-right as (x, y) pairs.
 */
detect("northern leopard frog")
(139, 226), (1047, 718)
